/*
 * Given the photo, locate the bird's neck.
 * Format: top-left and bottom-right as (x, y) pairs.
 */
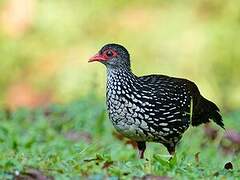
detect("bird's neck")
(107, 68), (136, 82)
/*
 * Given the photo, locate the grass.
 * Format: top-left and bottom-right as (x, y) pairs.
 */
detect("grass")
(0, 96), (239, 179)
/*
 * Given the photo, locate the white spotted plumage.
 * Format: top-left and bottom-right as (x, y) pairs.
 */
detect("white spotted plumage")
(90, 43), (224, 158)
(106, 68), (191, 143)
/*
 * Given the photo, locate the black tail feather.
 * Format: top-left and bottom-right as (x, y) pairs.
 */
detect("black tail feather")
(192, 96), (224, 129)
(209, 108), (225, 129)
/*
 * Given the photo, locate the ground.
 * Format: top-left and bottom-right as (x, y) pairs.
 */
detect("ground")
(0, 96), (239, 179)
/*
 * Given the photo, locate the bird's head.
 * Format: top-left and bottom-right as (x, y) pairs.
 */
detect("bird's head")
(88, 43), (131, 70)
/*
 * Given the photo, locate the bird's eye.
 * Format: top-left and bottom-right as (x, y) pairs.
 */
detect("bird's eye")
(106, 50), (114, 57)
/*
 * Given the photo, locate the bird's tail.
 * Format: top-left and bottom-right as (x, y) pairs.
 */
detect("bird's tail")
(192, 96), (225, 129)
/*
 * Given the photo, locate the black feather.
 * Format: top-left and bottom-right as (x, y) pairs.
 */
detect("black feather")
(192, 96), (224, 129)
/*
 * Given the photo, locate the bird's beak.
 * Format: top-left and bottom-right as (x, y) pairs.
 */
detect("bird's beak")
(88, 53), (107, 62)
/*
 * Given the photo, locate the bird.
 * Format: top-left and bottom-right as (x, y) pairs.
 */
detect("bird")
(88, 43), (224, 159)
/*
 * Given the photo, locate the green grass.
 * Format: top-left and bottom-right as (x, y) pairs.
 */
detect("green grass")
(0, 96), (239, 179)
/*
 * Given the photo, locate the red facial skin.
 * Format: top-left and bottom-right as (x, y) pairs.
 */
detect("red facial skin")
(88, 49), (117, 62)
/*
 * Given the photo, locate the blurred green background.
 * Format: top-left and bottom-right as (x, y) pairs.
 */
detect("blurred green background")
(0, 1), (240, 178)
(0, 0), (239, 111)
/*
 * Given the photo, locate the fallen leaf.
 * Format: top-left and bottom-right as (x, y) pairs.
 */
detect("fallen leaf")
(102, 161), (113, 169)
(15, 169), (53, 180)
(224, 162), (233, 170)
(133, 174), (171, 180)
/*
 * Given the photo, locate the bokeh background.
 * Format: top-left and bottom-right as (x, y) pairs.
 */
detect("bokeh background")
(0, 1), (240, 178)
(0, 0), (240, 111)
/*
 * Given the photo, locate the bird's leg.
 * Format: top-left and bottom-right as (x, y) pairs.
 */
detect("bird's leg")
(137, 141), (146, 159)
(165, 144), (176, 161)
(167, 146), (175, 156)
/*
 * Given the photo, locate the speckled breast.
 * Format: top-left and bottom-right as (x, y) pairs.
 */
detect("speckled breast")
(106, 80), (162, 142)
(106, 71), (153, 141)
(107, 90), (153, 141)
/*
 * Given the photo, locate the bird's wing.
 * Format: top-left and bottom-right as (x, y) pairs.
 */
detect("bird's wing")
(138, 74), (224, 131)
(137, 74), (195, 136)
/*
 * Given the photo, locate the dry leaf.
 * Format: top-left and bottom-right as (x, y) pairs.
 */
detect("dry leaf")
(224, 162), (233, 170)
(133, 174), (171, 180)
(15, 169), (53, 180)
(102, 161), (113, 169)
